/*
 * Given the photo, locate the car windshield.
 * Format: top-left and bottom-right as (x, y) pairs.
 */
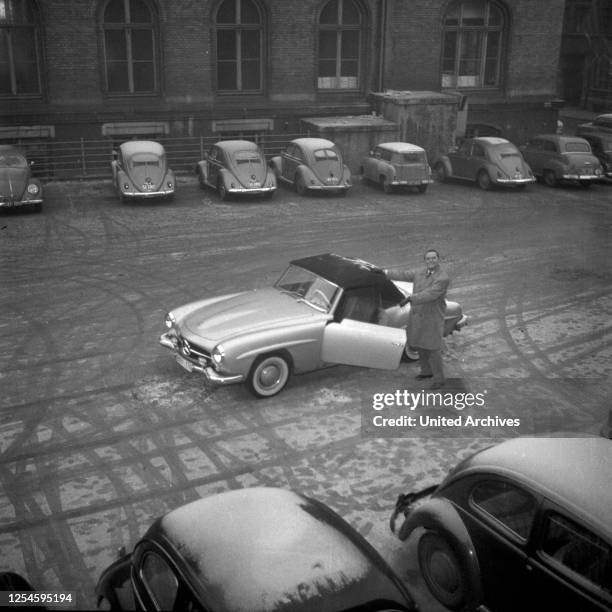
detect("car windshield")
(394, 152), (425, 163)
(313, 149), (339, 162)
(564, 142), (591, 153)
(234, 150), (264, 165)
(274, 265), (340, 313)
(0, 153), (27, 167)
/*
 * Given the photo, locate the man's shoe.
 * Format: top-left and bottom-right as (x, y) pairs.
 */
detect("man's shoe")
(415, 374), (433, 380)
(430, 381), (445, 390)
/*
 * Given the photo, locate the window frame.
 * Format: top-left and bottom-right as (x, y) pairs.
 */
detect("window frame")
(0, 0), (44, 98)
(214, 0), (265, 94)
(440, 0), (506, 91)
(99, 0), (160, 97)
(317, 0), (365, 92)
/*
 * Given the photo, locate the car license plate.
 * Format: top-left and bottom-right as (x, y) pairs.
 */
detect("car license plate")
(176, 354), (193, 372)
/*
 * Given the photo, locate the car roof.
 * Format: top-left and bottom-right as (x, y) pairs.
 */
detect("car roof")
(531, 134), (589, 145)
(291, 137), (337, 150)
(216, 139), (261, 152)
(455, 437), (612, 536)
(376, 142), (425, 153)
(119, 140), (165, 157)
(155, 487), (413, 610)
(472, 137), (510, 146)
(291, 253), (404, 299)
(0, 145), (26, 156)
(593, 113), (612, 129)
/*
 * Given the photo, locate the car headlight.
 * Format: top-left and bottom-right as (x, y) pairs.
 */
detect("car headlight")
(212, 345), (225, 367)
(165, 312), (176, 329)
(27, 184), (39, 195)
(167, 181), (173, 188)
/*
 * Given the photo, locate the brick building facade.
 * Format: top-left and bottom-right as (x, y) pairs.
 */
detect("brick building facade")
(2, 0), (566, 147)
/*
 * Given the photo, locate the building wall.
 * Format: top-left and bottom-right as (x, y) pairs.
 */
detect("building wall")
(1, 0), (564, 144)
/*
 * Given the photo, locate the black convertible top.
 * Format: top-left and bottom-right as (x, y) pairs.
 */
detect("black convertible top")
(291, 253), (404, 302)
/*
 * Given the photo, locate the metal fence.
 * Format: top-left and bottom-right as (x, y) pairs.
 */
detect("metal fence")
(25, 133), (308, 181)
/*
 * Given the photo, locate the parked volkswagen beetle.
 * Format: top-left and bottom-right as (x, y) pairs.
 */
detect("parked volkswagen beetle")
(433, 137), (535, 190)
(520, 134), (603, 187)
(160, 253), (467, 398)
(390, 437), (612, 612)
(96, 487), (417, 611)
(0, 146), (43, 212)
(111, 140), (175, 202)
(196, 140), (277, 200)
(270, 138), (351, 196)
(361, 142), (433, 193)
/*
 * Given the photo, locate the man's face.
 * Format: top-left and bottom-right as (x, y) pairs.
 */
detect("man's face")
(425, 251), (439, 270)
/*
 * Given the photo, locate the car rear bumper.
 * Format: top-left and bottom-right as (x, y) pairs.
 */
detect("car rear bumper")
(228, 186), (276, 194)
(122, 189), (174, 198)
(495, 177), (536, 185)
(309, 184), (350, 191)
(0, 198), (43, 208)
(561, 173), (601, 181)
(391, 179), (433, 186)
(159, 333), (244, 385)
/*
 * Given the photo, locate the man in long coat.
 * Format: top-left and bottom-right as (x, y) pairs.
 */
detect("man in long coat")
(385, 249), (449, 389)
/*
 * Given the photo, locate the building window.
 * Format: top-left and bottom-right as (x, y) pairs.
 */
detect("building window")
(101, 0), (158, 94)
(318, 0), (363, 90)
(215, 0), (263, 92)
(0, 0), (42, 96)
(441, 0), (506, 89)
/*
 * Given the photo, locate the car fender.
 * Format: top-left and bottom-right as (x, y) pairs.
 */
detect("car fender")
(116, 168), (132, 188)
(269, 156), (282, 177)
(377, 161), (395, 181)
(435, 155), (453, 176)
(398, 497), (484, 605)
(342, 164), (352, 183)
(296, 163), (317, 185)
(217, 167), (234, 188)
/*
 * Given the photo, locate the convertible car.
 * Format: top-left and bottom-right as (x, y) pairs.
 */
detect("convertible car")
(112, 140), (175, 202)
(0, 145), (43, 212)
(390, 437), (612, 612)
(196, 140), (277, 200)
(434, 137), (535, 190)
(160, 253), (468, 397)
(270, 138), (352, 195)
(96, 487), (417, 611)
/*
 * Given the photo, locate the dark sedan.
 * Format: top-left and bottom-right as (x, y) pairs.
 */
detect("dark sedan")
(97, 487), (417, 611)
(390, 437), (612, 612)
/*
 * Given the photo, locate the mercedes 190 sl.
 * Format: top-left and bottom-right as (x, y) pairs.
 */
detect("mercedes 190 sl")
(434, 137), (536, 190)
(96, 487), (417, 611)
(160, 253), (468, 397)
(0, 145), (43, 212)
(196, 140), (277, 200)
(111, 140), (175, 202)
(390, 437), (612, 612)
(270, 138), (351, 196)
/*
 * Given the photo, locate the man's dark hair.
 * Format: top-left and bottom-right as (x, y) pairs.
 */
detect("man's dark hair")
(424, 249), (440, 258)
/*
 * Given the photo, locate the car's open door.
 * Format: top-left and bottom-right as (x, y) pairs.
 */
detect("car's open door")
(321, 319), (405, 369)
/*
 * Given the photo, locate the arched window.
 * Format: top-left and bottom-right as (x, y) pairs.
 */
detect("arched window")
(441, 0), (506, 89)
(0, 0), (42, 96)
(101, 0), (158, 94)
(318, 0), (364, 90)
(215, 0), (263, 92)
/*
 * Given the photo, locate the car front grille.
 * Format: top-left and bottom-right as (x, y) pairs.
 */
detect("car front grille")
(177, 336), (211, 363)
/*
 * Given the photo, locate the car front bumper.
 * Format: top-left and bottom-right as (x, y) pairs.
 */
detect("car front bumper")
(159, 332), (244, 385)
(391, 179), (433, 186)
